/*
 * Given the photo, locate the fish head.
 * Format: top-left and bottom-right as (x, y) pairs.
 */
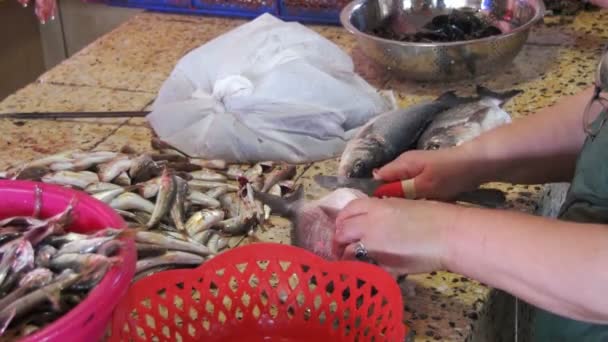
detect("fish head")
(338, 137), (387, 178)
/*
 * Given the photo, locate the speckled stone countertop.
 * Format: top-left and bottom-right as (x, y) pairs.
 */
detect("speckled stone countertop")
(1, 9), (607, 342)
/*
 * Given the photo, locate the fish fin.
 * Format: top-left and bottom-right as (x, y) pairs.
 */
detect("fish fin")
(475, 85), (523, 106)
(0, 307), (16, 335)
(47, 289), (63, 312)
(252, 186), (303, 218)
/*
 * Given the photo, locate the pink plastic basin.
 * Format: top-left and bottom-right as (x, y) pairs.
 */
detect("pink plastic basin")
(0, 180), (136, 342)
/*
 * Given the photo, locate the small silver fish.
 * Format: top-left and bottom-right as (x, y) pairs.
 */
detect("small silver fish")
(114, 172), (132, 186)
(243, 164), (263, 180)
(0, 270), (81, 330)
(71, 151), (118, 160)
(147, 169), (177, 228)
(170, 177), (188, 232)
(205, 186), (228, 199)
(137, 177), (160, 199)
(110, 193), (155, 214)
(49, 162), (76, 172)
(98, 156), (132, 183)
(188, 159), (226, 170)
(188, 191), (221, 208)
(54, 235), (120, 257)
(185, 210), (225, 237)
(25, 150), (79, 168)
(261, 164), (296, 193)
(224, 165), (244, 180)
(84, 182), (123, 194)
(41, 171), (99, 189)
(216, 215), (257, 236)
(129, 154), (157, 183)
(0, 268), (55, 309)
(135, 251), (205, 275)
(188, 180), (238, 192)
(189, 169), (227, 182)
(92, 187), (127, 204)
(49, 253), (110, 272)
(134, 231), (212, 257)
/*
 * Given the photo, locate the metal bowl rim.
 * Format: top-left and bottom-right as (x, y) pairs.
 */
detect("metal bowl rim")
(339, 0), (546, 48)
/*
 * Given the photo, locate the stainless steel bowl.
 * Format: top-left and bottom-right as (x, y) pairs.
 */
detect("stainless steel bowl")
(340, 0), (545, 81)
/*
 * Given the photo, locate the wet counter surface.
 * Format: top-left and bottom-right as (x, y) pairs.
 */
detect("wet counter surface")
(0, 9), (607, 341)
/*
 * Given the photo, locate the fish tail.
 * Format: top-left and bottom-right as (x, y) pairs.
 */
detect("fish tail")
(475, 85), (523, 105)
(252, 186), (303, 218)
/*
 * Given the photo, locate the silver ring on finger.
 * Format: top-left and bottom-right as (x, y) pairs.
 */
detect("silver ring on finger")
(354, 241), (368, 260)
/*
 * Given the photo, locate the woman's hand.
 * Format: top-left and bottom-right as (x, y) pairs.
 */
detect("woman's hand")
(17, 0), (56, 24)
(373, 146), (482, 201)
(333, 197), (461, 275)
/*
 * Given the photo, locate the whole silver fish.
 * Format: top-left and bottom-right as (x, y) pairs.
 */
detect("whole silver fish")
(185, 210), (225, 237)
(188, 180), (238, 192)
(0, 268), (55, 309)
(84, 182), (123, 194)
(224, 165), (244, 180)
(189, 169), (227, 182)
(98, 156), (133, 183)
(134, 231), (212, 257)
(114, 172), (132, 186)
(417, 86), (521, 150)
(0, 270), (81, 331)
(92, 187), (128, 204)
(138, 177), (160, 198)
(129, 154), (158, 183)
(261, 164), (296, 193)
(147, 169), (177, 228)
(188, 159), (226, 170)
(338, 91), (472, 178)
(54, 234), (123, 257)
(24, 150), (79, 168)
(110, 193), (155, 214)
(205, 186), (228, 199)
(135, 251), (205, 275)
(188, 191), (221, 208)
(41, 171), (99, 189)
(49, 253), (113, 273)
(170, 177), (189, 232)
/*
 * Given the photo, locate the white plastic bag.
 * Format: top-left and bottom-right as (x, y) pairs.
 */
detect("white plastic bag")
(147, 13), (396, 164)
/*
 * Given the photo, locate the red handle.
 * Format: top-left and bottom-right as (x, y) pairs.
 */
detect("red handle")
(372, 180), (416, 199)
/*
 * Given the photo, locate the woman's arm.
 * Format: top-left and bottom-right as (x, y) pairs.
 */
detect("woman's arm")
(375, 87), (603, 200)
(445, 206), (608, 323)
(461, 86), (602, 184)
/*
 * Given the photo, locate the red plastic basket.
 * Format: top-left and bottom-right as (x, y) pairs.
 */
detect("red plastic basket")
(0, 180), (136, 342)
(109, 243), (408, 341)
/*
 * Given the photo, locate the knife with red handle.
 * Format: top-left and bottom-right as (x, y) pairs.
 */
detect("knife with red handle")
(313, 175), (506, 207)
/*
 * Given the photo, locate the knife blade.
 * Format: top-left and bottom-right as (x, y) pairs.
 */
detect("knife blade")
(0, 111), (150, 120)
(313, 175), (506, 208)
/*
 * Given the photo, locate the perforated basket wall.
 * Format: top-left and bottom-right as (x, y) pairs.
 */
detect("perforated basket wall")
(109, 243), (407, 342)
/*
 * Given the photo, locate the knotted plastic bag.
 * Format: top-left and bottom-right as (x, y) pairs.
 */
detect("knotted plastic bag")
(147, 13), (396, 164)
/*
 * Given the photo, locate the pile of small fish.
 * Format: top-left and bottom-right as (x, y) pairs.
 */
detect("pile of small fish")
(0, 197), (127, 339)
(368, 9), (502, 43)
(0, 139), (300, 282)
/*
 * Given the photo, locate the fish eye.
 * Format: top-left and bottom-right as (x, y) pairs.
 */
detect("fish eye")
(426, 143), (441, 150)
(350, 160), (365, 176)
